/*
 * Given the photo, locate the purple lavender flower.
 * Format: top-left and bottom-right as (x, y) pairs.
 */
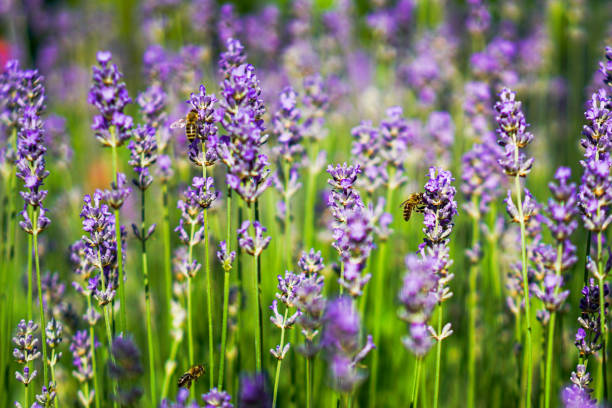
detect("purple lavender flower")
(137, 84), (166, 129)
(108, 336), (143, 405)
(128, 124), (158, 191)
(322, 296), (375, 392)
(201, 388), (233, 408)
(13, 320), (41, 376)
(298, 249), (325, 275)
(0, 60), (26, 131)
(216, 46), (271, 204)
(217, 240), (236, 272)
(15, 69), (51, 235)
(270, 271), (303, 361)
(295, 272), (326, 357)
(160, 388), (199, 408)
(80, 192), (120, 305)
(217, 4), (241, 48)
(237, 220), (271, 257)
(218, 37), (246, 79)
(398, 255), (438, 356)
(155, 154), (173, 182)
(239, 373), (271, 408)
(494, 88), (534, 178)
(175, 180), (207, 249)
(88, 51), (133, 148)
(580, 88), (612, 159)
(99, 172), (131, 210)
(33, 381), (57, 407)
(426, 111), (454, 166)
(466, 0), (491, 35)
(561, 365), (598, 408)
(579, 153), (612, 234)
(185, 84), (219, 168)
(70, 330), (96, 383)
(600, 46), (612, 88)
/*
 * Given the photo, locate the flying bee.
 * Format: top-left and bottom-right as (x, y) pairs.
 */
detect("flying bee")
(399, 193), (426, 221)
(178, 364), (205, 389)
(170, 109), (199, 142)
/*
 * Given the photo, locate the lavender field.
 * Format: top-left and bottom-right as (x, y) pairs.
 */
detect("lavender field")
(1, 0), (612, 407)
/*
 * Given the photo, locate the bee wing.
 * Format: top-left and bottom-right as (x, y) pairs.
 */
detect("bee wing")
(170, 118), (187, 129)
(399, 200), (409, 208)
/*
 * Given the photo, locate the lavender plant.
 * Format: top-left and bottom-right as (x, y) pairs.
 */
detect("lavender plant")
(495, 88), (536, 408)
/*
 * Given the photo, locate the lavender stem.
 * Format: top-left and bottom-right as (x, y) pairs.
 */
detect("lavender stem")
(110, 136), (126, 334)
(272, 308), (289, 408)
(33, 209), (48, 385)
(202, 160), (214, 389)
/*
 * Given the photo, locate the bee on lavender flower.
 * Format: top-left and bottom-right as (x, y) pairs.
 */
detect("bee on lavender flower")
(400, 193), (426, 221)
(177, 364), (205, 389)
(170, 109), (198, 142)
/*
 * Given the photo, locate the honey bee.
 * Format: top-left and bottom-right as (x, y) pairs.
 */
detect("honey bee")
(170, 109), (198, 142)
(399, 193), (426, 221)
(177, 364), (205, 389)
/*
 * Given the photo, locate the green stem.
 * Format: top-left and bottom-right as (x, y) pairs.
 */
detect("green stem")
(96, 251), (117, 408)
(162, 182), (172, 331)
(368, 179), (395, 408)
(187, 221), (196, 365)
(51, 358), (58, 408)
(27, 232), (32, 322)
(218, 186), (232, 386)
(410, 357), (423, 408)
(87, 297), (101, 408)
(141, 189), (157, 406)
(24, 385), (28, 408)
(202, 161), (215, 389)
(273, 308), (290, 408)
(218, 268), (231, 389)
(597, 273), (608, 401)
(303, 142), (318, 250)
(161, 336), (181, 399)
(544, 243), (564, 408)
(283, 162), (292, 270)
(467, 206), (480, 408)
(110, 136), (126, 334)
(33, 209), (48, 386)
(514, 175), (533, 408)
(251, 204), (262, 372)
(433, 304), (444, 408)
(306, 357), (312, 408)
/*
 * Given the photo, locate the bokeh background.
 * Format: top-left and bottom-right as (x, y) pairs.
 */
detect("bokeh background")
(1, 0), (612, 407)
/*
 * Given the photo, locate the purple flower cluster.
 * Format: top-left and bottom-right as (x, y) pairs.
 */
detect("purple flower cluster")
(137, 84), (167, 130)
(239, 373), (271, 408)
(216, 40), (270, 204)
(561, 279), (609, 408)
(351, 106), (413, 193)
(186, 84), (219, 168)
(271, 86), (303, 165)
(294, 260), (326, 357)
(530, 168), (578, 323)
(70, 330), (96, 384)
(466, 0), (491, 35)
(237, 220), (271, 257)
(99, 172), (131, 211)
(270, 271), (302, 360)
(108, 336), (144, 406)
(326, 163), (375, 296)
(88, 51), (133, 148)
(216, 240), (236, 272)
(494, 88), (534, 178)
(398, 255), (438, 356)
(322, 296), (375, 392)
(176, 177), (218, 253)
(600, 46), (612, 89)
(128, 124), (158, 191)
(79, 192), (120, 306)
(15, 68), (51, 235)
(201, 388), (233, 408)
(13, 320), (41, 385)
